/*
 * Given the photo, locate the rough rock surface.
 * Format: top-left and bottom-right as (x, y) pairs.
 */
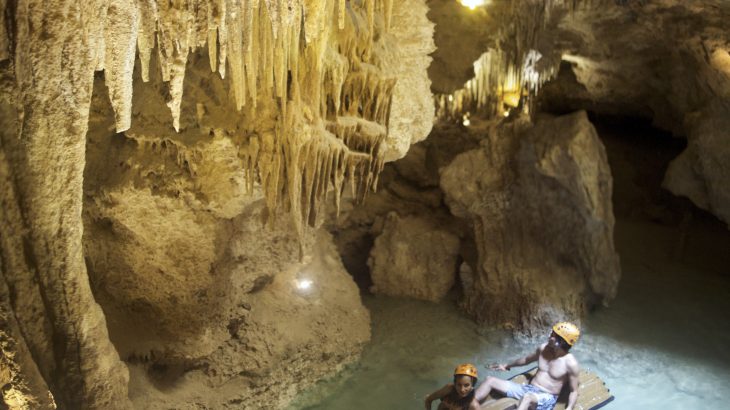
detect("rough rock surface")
(1, 2), (131, 408)
(441, 111), (621, 330)
(430, 1), (730, 227)
(535, 2), (730, 224)
(368, 212), (460, 302)
(327, 122), (476, 296)
(426, 0), (495, 94)
(663, 98), (730, 228)
(1, 0), (434, 408)
(380, 0), (437, 161)
(82, 46), (372, 410)
(124, 229), (370, 409)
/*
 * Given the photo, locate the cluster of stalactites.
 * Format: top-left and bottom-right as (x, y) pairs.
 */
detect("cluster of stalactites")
(237, 109), (386, 244)
(436, 48), (557, 120)
(130, 0), (395, 133)
(437, 0), (601, 121)
(90, 0), (397, 235)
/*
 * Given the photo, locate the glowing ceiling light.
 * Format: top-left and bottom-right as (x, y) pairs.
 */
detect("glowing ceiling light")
(459, 0), (488, 10)
(448, 95), (454, 102)
(296, 279), (313, 291)
(502, 91), (521, 108)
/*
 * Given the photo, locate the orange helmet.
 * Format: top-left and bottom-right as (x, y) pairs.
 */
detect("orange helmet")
(552, 322), (580, 346)
(454, 363), (478, 380)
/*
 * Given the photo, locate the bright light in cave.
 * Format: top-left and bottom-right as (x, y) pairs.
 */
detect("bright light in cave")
(503, 91), (521, 108)
(296, 279), (313, 291)
(459, 0), (489, 10)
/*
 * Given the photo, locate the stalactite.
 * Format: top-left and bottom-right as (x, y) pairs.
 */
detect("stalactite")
(436, 0), (606, 121)
(382, 0), (393, 32)
(103, 0), (139, 131)
(136, 0), (157, 82)
(0, 0), (9, 61)
(338, 0), (345, 29)
(228, 0), (246, 110)
(8, 0), (396, 238)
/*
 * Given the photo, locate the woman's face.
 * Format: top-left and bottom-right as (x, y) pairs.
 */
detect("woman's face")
(454, 375), (474, 398)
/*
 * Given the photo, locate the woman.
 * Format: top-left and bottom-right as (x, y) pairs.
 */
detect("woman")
(425, 363), (480, 410)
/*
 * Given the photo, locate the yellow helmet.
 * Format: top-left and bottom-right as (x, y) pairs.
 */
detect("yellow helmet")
(454, 363), (478, 379)
(552, 322), (580, 346)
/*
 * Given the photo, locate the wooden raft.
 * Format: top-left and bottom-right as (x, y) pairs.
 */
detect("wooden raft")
(480, 367), (614, 410)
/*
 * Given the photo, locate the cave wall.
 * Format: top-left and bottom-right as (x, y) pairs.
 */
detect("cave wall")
(332, 110), (620, 332)
(535, 1), (730, 226)
(440, 112), (620, 330)
(0, 0), (435, 407)
(430, 1), (730, 228)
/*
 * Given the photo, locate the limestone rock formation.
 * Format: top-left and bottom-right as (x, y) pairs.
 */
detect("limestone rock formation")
(327, 124), (476, 296)
(426, 0), (495, 94)
(430, 1), (730, 228)
(1, 0), (434, 407)
(380, 0), (437, 161)
(125, 229), (370, 409)
(1, 2), (132, 408)
(664, 98), (730, 228)
(368, 212), (460, 302)
(3, 0), (729, 406)
(84, 77), (373, 406)
(441, 111), (621, 330)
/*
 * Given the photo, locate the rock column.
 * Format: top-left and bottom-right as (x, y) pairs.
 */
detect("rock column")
(1, 1), (130, 408)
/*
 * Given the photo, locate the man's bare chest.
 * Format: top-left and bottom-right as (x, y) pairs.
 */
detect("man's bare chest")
(538, 353), (568, 380)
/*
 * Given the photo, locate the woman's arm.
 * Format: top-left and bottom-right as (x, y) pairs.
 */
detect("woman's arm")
(425, 384), (453, 410)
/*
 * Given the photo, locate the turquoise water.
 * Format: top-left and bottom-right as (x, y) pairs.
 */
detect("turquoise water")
(289, 219), (730, 409)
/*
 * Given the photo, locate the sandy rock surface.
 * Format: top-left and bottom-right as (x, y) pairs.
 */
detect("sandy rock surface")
(368, 212), (460, 302)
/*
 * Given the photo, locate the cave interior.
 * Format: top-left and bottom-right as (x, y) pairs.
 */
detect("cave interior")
(1, 0), (729, 408)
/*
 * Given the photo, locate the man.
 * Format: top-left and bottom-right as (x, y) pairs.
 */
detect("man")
(474, 322), (581, 410)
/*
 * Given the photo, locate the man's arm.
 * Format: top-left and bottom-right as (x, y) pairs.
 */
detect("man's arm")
(424, 383), (452, 410)
(490, 346), (541, 371)
(565, 356), (580, 410)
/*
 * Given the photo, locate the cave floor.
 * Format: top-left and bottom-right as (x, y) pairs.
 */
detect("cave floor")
(288, 216), (730, 409)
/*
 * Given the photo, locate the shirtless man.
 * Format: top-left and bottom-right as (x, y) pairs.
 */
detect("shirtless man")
(474, 322), (581, 410)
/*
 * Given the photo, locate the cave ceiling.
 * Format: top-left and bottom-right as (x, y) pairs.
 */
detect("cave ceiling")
(430, 0), (730, 134)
